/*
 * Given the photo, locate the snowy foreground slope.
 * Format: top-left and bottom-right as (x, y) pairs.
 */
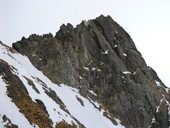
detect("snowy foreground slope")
(0, 43), (125, 127)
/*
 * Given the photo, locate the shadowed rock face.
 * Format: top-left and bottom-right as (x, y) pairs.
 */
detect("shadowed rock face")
(12, 15), (170, 128)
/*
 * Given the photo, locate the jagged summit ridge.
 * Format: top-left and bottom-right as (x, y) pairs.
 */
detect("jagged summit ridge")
(0, 15), (170, 128)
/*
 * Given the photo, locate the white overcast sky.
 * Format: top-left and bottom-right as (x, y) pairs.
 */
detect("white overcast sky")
(0, 0), (170, 86)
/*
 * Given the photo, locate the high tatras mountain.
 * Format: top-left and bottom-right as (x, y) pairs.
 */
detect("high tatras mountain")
(0, 15), (170, 128)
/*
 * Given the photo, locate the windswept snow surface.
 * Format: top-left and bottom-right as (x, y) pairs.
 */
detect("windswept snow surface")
(56, 84), (124, 128)
(0, 44), (125, 128)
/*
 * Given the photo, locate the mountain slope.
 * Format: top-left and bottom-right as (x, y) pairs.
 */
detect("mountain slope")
(0, 15), (170, 128)
(0, 42), (124, 127)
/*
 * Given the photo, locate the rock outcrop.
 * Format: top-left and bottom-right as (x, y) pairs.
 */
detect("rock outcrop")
(0, 15), (170, 128)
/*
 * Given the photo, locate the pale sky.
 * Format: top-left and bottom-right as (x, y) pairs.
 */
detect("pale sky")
(0, 0), (170, 86)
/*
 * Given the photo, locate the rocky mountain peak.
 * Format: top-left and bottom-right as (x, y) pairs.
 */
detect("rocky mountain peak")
(0, 15), (170, 128)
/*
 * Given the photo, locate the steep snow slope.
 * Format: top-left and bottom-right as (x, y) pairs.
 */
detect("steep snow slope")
(0, 43), (125, 127)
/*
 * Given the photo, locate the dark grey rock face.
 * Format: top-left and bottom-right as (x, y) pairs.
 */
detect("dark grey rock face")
(13, 15), (170, 128)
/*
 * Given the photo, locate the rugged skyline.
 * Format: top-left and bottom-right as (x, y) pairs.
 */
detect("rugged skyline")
(0, 0), (170, 86)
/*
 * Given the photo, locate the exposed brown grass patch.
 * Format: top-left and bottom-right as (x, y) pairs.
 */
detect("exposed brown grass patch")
(7, 83), (52, 127)
(55, 121), (73, 128)
(0, 60), (52, 127)
(15, 95), (52, 128)
(23, 76), (40, 94)
(2, 74), (52, 127)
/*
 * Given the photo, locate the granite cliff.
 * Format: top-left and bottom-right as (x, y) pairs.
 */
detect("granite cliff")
(0, 15), (170, 128)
